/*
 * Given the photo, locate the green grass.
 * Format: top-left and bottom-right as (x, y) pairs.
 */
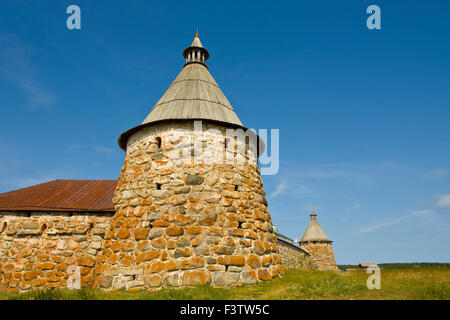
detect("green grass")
(338, 262), (450, 271)
(1, 267), (449, 300)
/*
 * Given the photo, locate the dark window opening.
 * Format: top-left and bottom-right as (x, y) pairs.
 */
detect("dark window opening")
(224, 138), (229, 149)
(238, 221), (243, 228)
(41, 223), (47, 233)
(156, 137), (162, 149)
(156, 183), (162, 190)
(225, 265), (229, 271)
(234, 185), (238, 191)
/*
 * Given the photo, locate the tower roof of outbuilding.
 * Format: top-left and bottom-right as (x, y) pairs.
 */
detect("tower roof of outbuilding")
(300, 212), (332, 243)
(118, 34), (245, 150)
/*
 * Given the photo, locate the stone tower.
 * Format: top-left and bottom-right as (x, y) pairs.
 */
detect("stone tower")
(95, 34), (282, 290)
(299, 212), (337, 270)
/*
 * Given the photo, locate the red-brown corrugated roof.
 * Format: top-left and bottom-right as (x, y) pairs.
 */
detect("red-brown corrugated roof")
(0, 180), (117, 212)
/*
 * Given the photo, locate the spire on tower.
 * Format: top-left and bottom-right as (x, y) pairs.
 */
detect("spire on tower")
(183, 32), (209, 67)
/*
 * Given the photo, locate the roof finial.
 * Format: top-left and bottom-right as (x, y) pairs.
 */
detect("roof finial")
(195, 26), (199, 38)
(310, 212), (317, 220)
(183, 32), (209, 67)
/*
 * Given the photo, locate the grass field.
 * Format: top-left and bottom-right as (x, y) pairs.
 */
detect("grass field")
(1, 267), (449, 300)
(338, 262), (450, 271)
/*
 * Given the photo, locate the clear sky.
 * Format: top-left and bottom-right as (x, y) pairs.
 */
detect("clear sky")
(0, 1), (449, 264)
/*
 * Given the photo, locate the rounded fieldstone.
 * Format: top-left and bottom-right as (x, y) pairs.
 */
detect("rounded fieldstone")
(185, 174), (204, 185)
(242, 271), (258, 284)
(98, 275), (113, 288)
(212, 271), (240, 286)
(163, 272), (181, 287)
(198, 211), (218, 226)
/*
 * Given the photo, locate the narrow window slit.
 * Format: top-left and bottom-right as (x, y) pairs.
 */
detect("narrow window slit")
(156, 137), (162, 149)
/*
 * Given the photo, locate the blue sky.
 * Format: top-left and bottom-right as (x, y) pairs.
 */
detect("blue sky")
(0, 1), (449, 264)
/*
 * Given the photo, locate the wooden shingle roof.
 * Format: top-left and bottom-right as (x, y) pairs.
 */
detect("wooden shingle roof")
(300, 212), (332, 243)
(142, 63), (243, 127)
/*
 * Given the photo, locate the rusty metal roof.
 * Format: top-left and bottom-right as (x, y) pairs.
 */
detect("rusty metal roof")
(0, 180), (117, 212)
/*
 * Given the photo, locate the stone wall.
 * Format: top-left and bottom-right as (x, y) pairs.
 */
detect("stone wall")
(300, 242), (337, 271)
(1, 120), (330, 292)
(0, 211), (112, 292)
(95, 121), (283, 290)
(277, 239), (313, 269)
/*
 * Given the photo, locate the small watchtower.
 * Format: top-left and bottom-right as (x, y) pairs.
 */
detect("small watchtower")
(299, 212), (337, 270)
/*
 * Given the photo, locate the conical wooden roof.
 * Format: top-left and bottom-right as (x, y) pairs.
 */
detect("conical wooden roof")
(118, 34), (244, 150)
(300, 212), (332, 243)
(141, 63), (243, 127)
